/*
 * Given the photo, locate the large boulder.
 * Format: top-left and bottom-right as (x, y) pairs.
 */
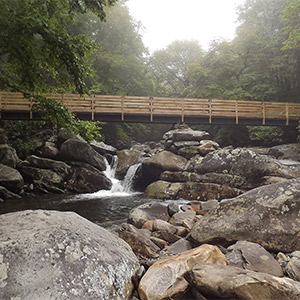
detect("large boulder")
(268, 143), (300, 161)
(185, 264), (300, 300)
(0, 144), (20, 168)
(160, 171), (246, 189)
(60, 139), (106, 171)
(0, 210), (139, 300)
(145, 180), (242, 201)
(141, 151), (187, 186)
(91, 141), (117, 156)
(196, 148), (300, 183)
(128, 202), (170, 228)
(188, 178), (300, 252)
(39, 141), (59, 159)
(163, 127), (210, 142)
(226, 240), (283, 277)
(19, 165), (64, 192)
(26, 155), (71, 178)
(138, 244), (228, 300)
(67, 166), (112, 193)
(0, 163), (24, 192)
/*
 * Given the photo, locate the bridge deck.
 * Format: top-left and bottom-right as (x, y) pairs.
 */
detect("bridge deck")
(0, 92), (300, 126)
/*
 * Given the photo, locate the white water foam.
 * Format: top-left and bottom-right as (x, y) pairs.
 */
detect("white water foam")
(69, 156), (142, 200)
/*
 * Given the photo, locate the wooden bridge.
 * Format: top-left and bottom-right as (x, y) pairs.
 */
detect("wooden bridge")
(0, 91), (300, 126)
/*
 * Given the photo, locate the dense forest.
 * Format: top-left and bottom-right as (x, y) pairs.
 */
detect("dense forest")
(0, 0), (300, 155)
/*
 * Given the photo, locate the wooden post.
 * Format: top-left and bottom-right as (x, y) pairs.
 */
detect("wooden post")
(235, 100), (238, 124)
(286, 102), (289, 126)
(209, 99), (212, 124)
(61, 92), (64, 106)
(91, 95), (95, 121)
(262, 102), (266, 125)
(181, 98), (184, 123)
(121, 96), (124, 121)
(149, 97), (153, 122)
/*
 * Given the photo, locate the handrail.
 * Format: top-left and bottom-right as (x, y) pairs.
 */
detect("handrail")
(0, 91), (299, 125)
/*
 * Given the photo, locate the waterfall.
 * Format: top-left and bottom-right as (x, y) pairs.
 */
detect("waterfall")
(101, 156), (141, 196)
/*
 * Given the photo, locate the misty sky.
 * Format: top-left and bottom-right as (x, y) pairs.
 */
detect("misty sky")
(126, 0), (245, 52)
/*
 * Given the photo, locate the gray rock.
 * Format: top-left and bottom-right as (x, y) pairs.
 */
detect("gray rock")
(40, 141), (59, 158)
(145, 180), (242, 201)
(141, 151), (187, 186)
(268, 143), (300, 161)
(119, 223), (160, 259)
(0, 185), (21, 200)
(128, 202), (170, 228)
(0, 210), (140, 300)
(26, 155), (70, 178)
(60, 139), (106, 171)
(185, 264), (300, 300)
(169, 210), (197, 229)
(0, 144), (20, 168)
(196, 148), (300, 181)
(165, 238), (193, 255)
(0, 163), (24, 192)
(200, 199), (219, 210)
(188, 178), (300, 253)
(226, 240), (283, 277)
(19, 165), (64, 190)
(67, 166), (111, 193)
(286, 260), (300, 281)
(91, 140), (117, 155)
(163, 128), (210, 142)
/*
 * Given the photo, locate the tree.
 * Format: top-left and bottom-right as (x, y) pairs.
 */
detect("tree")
(70, 1), (151, 96)
(0, 0), (117, 94)
(0, 0), (117, 140)
(149, 40), (204, 97)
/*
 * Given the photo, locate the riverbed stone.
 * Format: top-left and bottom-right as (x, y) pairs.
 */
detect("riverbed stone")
(91, 140), (117, 155)
(188, 178), (300, 253)
(0, 185), (21, 200)
(286, 260), (300, 282)
(268, 143), (300, 161)
(226, 240), (283, 277)
(39, 141), (59, 158)
(169, 210), (196, 229)
(138, 244), (227, 300)
(0, 210), (140, 300)
(67, 166), (111, 193)
(185, 264), (300, 300)
(145, 180), (242, 201)
(0, 144), (20, 168)
(119, 223), (160, 259)
(19, 165), (64, 190)
(163, 128), (210, 142)
(196, 148), (300, 182)
(0, 163), (24, 192)
(128, 202), (170, 228)
(60, 138), (106, 171)
(26, 155), (71, 178)
(141, 151), (187, 185)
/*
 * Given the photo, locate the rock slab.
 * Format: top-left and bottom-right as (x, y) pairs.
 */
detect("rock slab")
(0, 210), (139, 300)
(188, 178), (300, 253)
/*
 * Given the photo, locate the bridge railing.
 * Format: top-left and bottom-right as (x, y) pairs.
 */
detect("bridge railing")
(0, 92), (300, 125)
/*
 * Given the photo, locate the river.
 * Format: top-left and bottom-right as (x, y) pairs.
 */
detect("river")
(0, 157), (154, 230)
